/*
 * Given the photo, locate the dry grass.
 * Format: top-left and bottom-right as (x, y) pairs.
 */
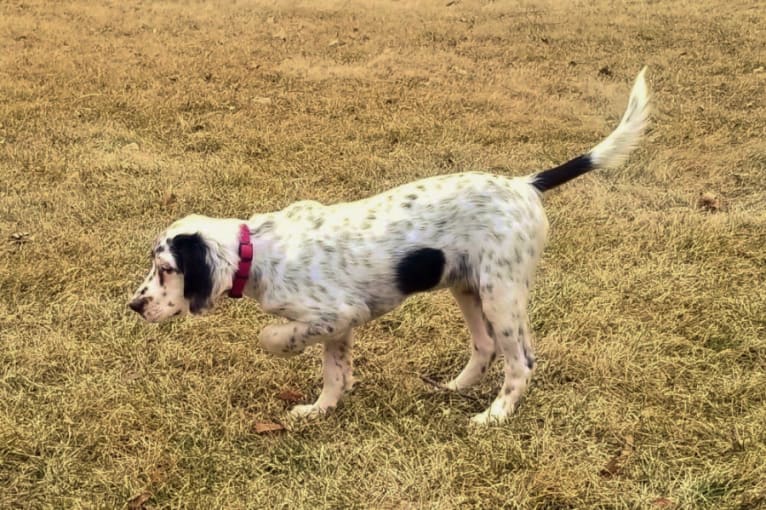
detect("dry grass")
(1, 0), (765, 508)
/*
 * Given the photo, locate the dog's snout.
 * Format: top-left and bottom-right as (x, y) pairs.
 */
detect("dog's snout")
(128, 298), (147, 314)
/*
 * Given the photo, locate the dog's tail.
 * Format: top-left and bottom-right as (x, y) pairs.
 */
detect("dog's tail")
(530, 67), (650, 193)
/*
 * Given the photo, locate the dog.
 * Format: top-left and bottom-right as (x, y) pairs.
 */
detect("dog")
(129, 68), (649, 425)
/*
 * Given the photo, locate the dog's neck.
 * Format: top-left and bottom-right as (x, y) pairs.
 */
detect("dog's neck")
(195, 214), (282, 307)
(241, 214), (280, 302)
(228, 223), (253, 298)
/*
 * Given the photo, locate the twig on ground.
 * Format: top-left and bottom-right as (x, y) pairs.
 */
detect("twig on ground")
(416, 373), (482, 403)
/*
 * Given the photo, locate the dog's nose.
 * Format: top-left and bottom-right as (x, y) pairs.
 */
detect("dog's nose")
(128, 298), (147, 314)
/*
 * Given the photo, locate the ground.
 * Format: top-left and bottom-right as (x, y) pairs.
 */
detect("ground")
(1, 0), (765, 508)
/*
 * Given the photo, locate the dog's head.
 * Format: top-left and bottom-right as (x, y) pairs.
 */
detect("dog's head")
(128, 215), (237, 322)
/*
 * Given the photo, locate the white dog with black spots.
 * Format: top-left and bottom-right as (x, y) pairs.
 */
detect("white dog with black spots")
(129, 68), (650, 425)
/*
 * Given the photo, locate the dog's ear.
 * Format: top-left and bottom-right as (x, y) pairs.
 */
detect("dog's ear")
(170, 233), (213, 314)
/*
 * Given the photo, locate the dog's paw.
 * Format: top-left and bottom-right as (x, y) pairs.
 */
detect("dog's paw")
(289, 404), (325, 419)
(470, 408), (508, 426)
(470, 410), (491, 426)
(343, 375), (357, 392)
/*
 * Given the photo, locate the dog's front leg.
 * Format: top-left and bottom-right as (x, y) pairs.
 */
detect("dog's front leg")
(258, 319), (356, 417)
(259, 320), (339, 357)
(290, 330), (354, 418)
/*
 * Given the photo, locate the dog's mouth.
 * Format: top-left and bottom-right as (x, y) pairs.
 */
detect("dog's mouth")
(128, 300), (184, 323)
(138, 313), (178, 324)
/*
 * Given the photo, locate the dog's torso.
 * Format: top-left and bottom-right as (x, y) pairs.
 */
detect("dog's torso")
(247, 171), (548, 327)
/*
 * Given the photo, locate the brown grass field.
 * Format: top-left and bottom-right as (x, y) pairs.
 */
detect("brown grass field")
(1, 0), (765, 508)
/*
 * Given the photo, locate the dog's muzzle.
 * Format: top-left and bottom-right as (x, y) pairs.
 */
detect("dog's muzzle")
(128, 298), (148, 315)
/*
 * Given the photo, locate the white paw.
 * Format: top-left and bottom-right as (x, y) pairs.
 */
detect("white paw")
(343, 376), (357, 392)
(470, 410), (491, 426)
(470, 408), (508, 426)
(444, 379), (462, 391)
(289, 404), (327, 419)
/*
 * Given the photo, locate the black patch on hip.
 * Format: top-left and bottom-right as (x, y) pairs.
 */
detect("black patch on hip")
(395, 247), (446, 295)
(170, 233), (213, 314)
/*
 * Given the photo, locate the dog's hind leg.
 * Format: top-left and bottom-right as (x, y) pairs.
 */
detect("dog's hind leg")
(471, 282), (536, 425)
(445, 287), (497, 390)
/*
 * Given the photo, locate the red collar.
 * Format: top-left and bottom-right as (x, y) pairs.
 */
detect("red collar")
(229, 224), (253, 298)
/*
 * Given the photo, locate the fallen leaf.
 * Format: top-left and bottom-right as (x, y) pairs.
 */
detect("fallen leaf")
(277, 389), (304, 403)
(272, 28), (287, 40)
(254, 421), (285, 434)
(9, 232), (30, 245)
(652, 497), (674, 507)
(698, 191), (721, 212)
(599, 455), (622, 478)
(162, 191), (176, 206)
(599, 436), (634, 478)
(128, 492), (151, 510)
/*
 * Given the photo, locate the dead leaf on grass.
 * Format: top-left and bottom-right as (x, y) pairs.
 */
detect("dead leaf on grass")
(128, 492), (152, 510)
(652, 497), (674, 507)
(272, 28), (287, 41)
(277, 389), (304, 403)
(9, 232), (30, 244)
(598, 65), (613, 77)
(162, 191), (176, 206)
(599, 456), (622, 478)
(254, 421), (285, 434)
(599, 435), (634, 478)
(698, 191), (721, 212)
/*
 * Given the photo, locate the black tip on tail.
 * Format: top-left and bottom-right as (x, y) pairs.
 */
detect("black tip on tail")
(531, 154), (594, 192)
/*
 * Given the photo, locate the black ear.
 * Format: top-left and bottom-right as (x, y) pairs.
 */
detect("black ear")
(170, 233), (213, 314)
